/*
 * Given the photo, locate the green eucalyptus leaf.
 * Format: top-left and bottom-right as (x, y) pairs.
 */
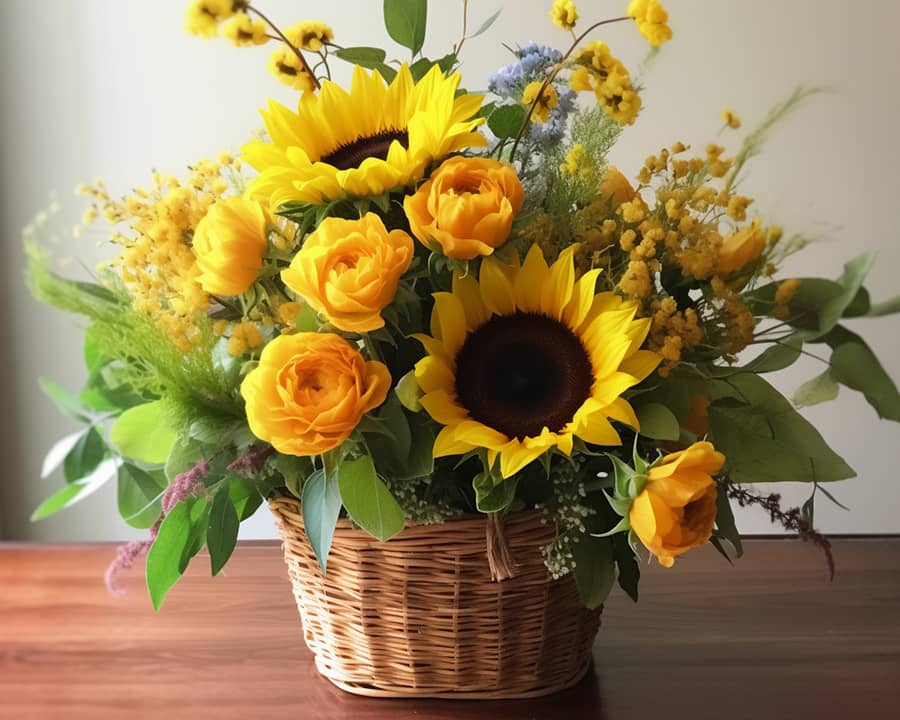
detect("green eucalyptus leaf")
(792, 369), (840, 408)
(207, 490), (240, 576)
(740, 337), (803, 373)
(110, 401), (178, 465)
(301, 469), (343, 571)
(634, 403), (680, 441)
(470, 8), (502, 38)
(571, 534), (616, 609)
(383, 0), (427, 56)
(830, 340), (900, 421)
(338, 455), (404, 541)
(334, 46), (387, 68)
(40, 432), (83, 479)
(868, 293), (900, 317)
(708, 374), (855, 483)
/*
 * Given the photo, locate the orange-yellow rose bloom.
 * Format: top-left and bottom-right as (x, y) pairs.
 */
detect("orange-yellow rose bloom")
(718, 221), (766, 275)
(193, 195), (269, 296)
(403, 156), (524, 260)
(629, 441), (725, 568)
(281, 213), (414, 333)
(240, 332), (391, 456)
(599, 166), (636, 207)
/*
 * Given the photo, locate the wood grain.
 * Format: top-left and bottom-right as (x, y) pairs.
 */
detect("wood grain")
(1, 538), (898, 720)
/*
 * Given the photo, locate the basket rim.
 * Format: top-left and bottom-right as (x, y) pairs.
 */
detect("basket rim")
(267, 493), (545, 536)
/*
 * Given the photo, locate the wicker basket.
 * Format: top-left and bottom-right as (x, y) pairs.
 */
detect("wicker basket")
(269, 496), (602, 699)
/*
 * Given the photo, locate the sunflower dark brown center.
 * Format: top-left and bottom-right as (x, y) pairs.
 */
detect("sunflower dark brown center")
(320, 129), (410, 171)
(454, 312), (593, 440)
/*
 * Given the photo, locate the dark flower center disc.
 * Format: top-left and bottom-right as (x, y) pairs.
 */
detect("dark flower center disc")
(454, 312), (594, 440)
(321, 129), (410, 171)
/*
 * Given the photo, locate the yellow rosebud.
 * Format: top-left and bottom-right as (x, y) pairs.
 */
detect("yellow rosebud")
(404, 156), (524, 260)
(193, 195), (269, 296)
(598, 165), (636, 207)
(629, 441), (725, 567)
(718, 221), (765, 274)
(240, 332), (391, 456)
(281, 213), (413, 334)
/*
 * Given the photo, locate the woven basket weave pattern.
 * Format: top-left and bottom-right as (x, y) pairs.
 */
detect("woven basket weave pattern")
(269, 496), (602, 699)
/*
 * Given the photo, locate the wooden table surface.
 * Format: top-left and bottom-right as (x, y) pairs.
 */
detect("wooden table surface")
(1, 538), (898, 720)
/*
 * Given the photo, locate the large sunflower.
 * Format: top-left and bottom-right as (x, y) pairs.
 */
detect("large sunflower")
(242, 64), (486, 208)
(415, 245), (661, 478)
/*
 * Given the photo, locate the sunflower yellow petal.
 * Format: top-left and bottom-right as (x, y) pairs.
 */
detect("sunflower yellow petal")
(619, 349), (661, 382)
(433, 426), (475, 457)
(514, 244), (549, 312)
(479, 256), (517, 316)
(420, 389), (468, 425)
(452, 271), (490, 330)
(540, 245), (577, 319)
(563, 268), (602, 329)
(430, 292), (468, 356)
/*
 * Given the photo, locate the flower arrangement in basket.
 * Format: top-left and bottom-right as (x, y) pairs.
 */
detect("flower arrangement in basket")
(25, 0), (900, 700)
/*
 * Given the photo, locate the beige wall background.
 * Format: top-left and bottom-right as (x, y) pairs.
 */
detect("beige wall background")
(1, 0), (898, 542)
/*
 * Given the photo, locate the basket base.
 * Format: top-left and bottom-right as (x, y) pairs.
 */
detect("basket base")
(316, 656), (595, 700)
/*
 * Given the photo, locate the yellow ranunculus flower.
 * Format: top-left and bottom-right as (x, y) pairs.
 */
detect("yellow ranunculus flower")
(629, 441), (725, 568)
(240, 332), (391, 456)
(193, 195), (268, 296)
(281, 213), (414, 334)
(599, 166), (636, 207)
(404, 156), (524, 260)
(718, 220), (765, 275)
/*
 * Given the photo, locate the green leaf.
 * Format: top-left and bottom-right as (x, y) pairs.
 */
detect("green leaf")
(714, 487), (744, 559)
(634, 403), (680, 441)
(740, 338), (803, 373)
(31, 458), (120, 521)
(40, 432), (83, 479)
(118, 464), (166, 529)
(63, 427), (107, 483)
(383, 0), (427, 56)
(338, 455), (405, 541)
(165, 439), (205, 483)
(708, 374), (855, 483)
(301, 469), (343, 571)
(470, 8), (502, 38)
(868, 292), (900, 317)
(487, 104), (528, 139)
(334, 46), (387, 68)
(612, 534), (639, 602)
(207, 490), (240, 576)
(831, 341), (900, 421)
(571, 534), (616, 609)
(110, 401), (178, 464)
(39, 377), (95, 422)
(229, 478), (263, 520)
(146, 496), (209, 611)
(473, 472), (518, 512)
(792, 369), (840, 408)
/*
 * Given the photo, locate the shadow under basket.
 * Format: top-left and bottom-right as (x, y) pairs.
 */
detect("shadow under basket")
(268, 496), (602, 699)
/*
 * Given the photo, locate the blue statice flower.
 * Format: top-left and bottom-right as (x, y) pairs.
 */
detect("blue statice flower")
(486, 43), (576, 150)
